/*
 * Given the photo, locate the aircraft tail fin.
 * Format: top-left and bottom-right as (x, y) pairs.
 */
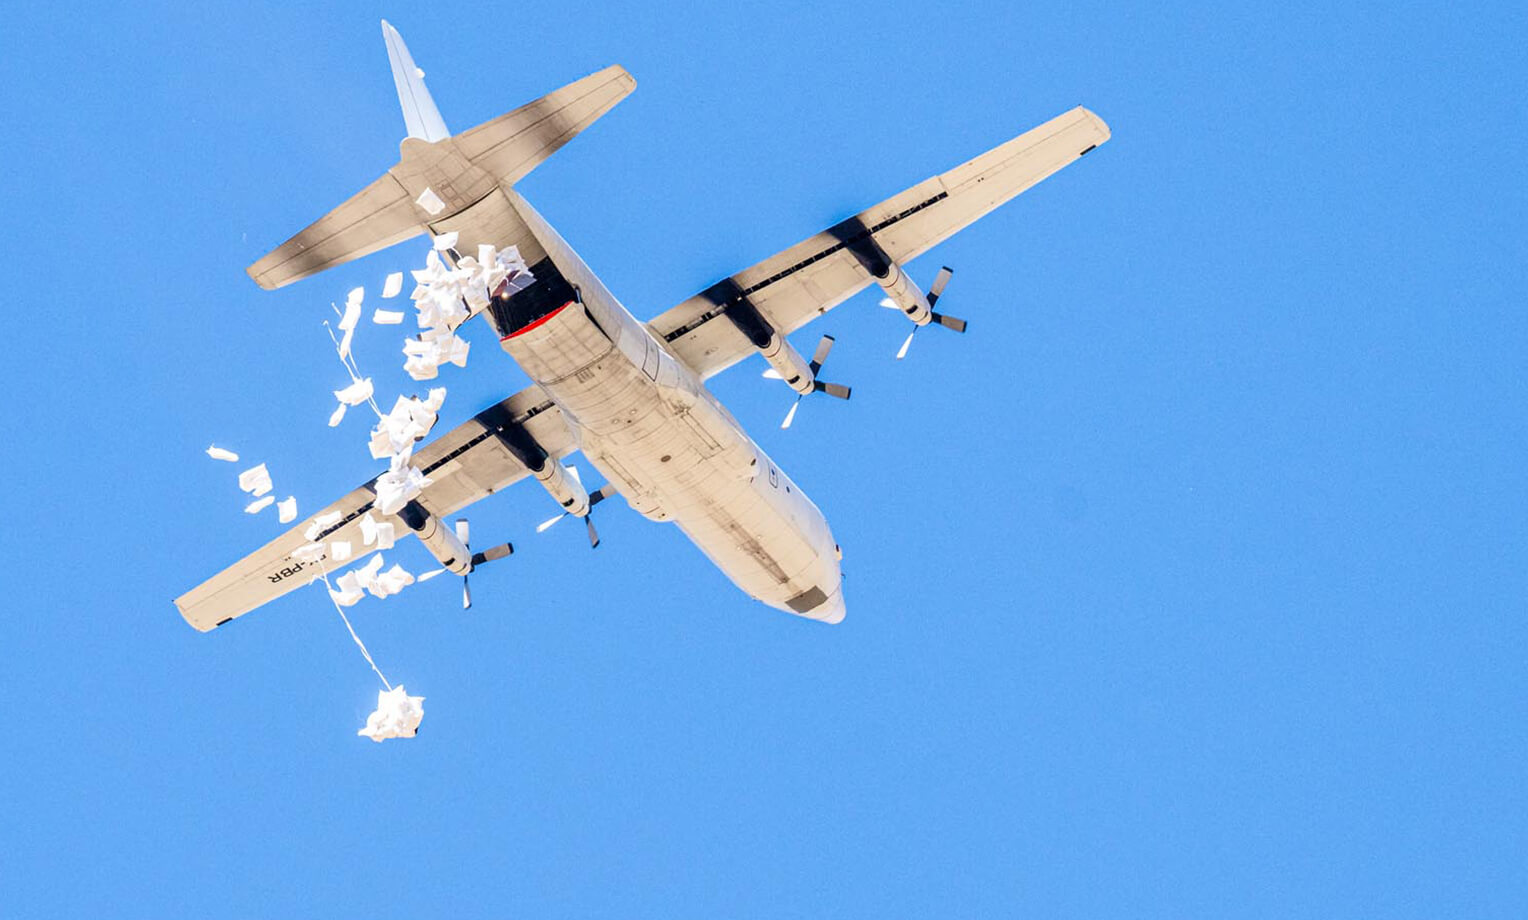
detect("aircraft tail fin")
(382, 20), (449, 142)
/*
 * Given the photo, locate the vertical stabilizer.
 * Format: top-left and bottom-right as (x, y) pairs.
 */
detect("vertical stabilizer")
(381, 20), (450, 141)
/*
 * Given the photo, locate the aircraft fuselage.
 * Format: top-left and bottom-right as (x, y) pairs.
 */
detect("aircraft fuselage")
(481, 188), (845, 622)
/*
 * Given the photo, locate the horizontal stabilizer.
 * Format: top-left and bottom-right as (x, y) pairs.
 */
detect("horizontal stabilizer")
(246, 64), (634, 290)
(452, 64), (635, 187)
(247, 172), (423, 290)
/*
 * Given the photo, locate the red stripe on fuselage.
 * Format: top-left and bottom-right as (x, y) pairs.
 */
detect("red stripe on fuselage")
(501, 301), (573, 341)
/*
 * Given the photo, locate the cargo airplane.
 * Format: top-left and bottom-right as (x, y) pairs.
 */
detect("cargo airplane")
(175, 21), (1109, 630)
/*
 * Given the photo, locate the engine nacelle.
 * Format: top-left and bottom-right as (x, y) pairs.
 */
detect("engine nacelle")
(703, 278), (822, 395)
(534, 459), (591, 518)
(875, 261), (932, 326)
(399, 501), (471, 574)
(759, 333), (816, 395)
(479, 405), (592, 518)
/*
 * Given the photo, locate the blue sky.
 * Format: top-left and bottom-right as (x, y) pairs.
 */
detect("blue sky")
(4, 1), (1525, 917)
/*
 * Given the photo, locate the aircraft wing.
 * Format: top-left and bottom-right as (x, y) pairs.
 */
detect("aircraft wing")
(175, 385), (575, 632)
(649, 106), (1110, 378)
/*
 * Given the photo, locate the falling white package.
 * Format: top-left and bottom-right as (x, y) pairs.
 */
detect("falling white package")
(416, 187), (445, 216)
(245, 495), (275, 514)
(292, 542), (327, 563)
(277, 496), (298, 523)
(329, 553), (410, 606)
(329, 571), (366, 607)
(401, 330), (470, 381)
(368, 394), (442, 459)
(330, 540), (354, 563)
(333, 377), (375, 407)
(401, 352), (438, 381)
(374, 461), (431, 516)
(206, 445), (239, 462)
(360, 513), (397, 550)
(372, 309), (405, 325)
(369, 563), (416, 598)
(405, 247), (531, 350)
(304, 510), (342, 541)
(328, 403), (347, 427)
(238, 463), (273, 497)
(358, 685), (425, 743)
(432, 231), (459, 251)
(381, 272), (404, 299)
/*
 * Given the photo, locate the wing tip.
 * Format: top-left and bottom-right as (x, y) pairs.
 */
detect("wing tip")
(245, 262), (279, 291)
(174, 596), (222, 633)
(1074, 104), (1111, 144)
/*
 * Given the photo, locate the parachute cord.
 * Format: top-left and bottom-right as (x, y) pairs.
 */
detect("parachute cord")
(314, 562), (392, 691)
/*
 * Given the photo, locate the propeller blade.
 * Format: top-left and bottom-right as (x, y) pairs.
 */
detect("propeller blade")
(536, 512), (567, 533)
(416, 568), (446, 582)
(817, 382), (852, 400)
(879, 297), (900, 310)
(781, 397), (802, 429)
(811, 334), (836, 369)
(589, 484), (617, 507)
(931, 312), (968, 333)
(761, 368), (785, 380)
(927, 266), (954, 306)
(566, 464), (582, 485)
(454, 517), (470, 546)
(896, 329), (916, 360)
(462, 574), (472, 610)
(470, 542), (513, 566)
(584, 514), (601, 549)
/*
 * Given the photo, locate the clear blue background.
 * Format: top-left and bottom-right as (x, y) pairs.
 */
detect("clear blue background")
(3, 1), (1524, 916)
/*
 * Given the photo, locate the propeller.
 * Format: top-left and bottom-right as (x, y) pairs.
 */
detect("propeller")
(413, 526), (511, 607)
(535, 467), (615, 549)
(764, 335), (851, 429)
(881, 267), (965, 359)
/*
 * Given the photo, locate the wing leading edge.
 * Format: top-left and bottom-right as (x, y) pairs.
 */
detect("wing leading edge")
(650, 106), (1110, 378)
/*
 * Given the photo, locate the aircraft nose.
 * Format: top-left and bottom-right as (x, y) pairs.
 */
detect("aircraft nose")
(812, 585), (845, 625)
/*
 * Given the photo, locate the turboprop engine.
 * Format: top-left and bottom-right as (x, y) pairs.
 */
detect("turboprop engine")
(398, 500), (472, 574)
(705, 279), (851, 428)
(397, 501), (512, 609)
(833, 221), (966, 359)
(474, 401), (615, 547)
(532, 456), (591, 518)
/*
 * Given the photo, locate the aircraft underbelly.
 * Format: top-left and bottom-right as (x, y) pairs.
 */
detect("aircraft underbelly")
(498, 301), (844, 623)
